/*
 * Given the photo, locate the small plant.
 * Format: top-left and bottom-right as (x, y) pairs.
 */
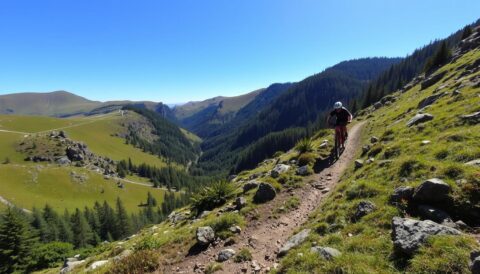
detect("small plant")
(206, 212), (245, 239)
(135, 235), (163, 250)
(435, 149), (449, 160)
(191, 180), (236, 214)
(106, 250), (160, 274)
(234, 248), (252, 262)
(276, 196), (300, 214)
(298, 152), (316, 166)
(346, 182), (379, 200)
(296, 138), (314, 153)
(442, 165), (464, 179)
(204, 263), (223, 274)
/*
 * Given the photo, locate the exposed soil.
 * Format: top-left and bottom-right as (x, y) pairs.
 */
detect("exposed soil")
(159, 122), (366, 274)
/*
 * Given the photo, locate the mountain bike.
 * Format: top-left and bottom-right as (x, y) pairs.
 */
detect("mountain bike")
(334, 125), (346, 159)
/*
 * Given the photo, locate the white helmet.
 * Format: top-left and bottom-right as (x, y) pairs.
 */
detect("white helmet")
(334, 101), (342, 109)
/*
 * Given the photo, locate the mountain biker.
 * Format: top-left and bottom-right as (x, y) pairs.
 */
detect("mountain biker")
(327, 102), (353, 149)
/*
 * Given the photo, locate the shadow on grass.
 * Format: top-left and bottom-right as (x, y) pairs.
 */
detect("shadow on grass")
(187, 243), (209, 257)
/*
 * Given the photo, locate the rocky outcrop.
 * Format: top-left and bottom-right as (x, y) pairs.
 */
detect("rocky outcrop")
(253, 183), (276, 203)
(412, 178), (451, 203)
(354, 159), (364, 169)
(278, 229), (310, 257)
(465, 159), (480, 167)
(390, 186), (414, 204)
(196, 226), (215, 245)
(86, 260), (109, 271)
(296, 165), (311, 176)
(310, 246), (342, 260)
(271, 164), (290, 178)
(406, 113), (434, 127)
(391, 217), (461, 255)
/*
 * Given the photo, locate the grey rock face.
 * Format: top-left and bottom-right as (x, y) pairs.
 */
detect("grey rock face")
(362, 144), (371, 155)
(217, 249), (236, 262)
(271, 164), (291, 178)
(412, 178), (451, 203)
(353, 201), (376, 222)
(253, 183), (276, 203)
(417, 205), (455, 227)
(310, 246), (342, 260)
(56, 156), (71, 165)
(374, 102), (383, 109)
(196, 226), (215, 245)
(406, 113), (434, 127)
(278, 229), (311, 257)
(391, 217), (461, 255)
(390, 187), (414, 204)
(243, 180), (259, 193)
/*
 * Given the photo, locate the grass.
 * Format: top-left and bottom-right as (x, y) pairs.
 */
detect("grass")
(0, 114), (84, 133)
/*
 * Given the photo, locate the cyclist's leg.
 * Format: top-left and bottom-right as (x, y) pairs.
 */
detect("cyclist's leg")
(342, 125), (347, 146)
(337, 126), (344, 147)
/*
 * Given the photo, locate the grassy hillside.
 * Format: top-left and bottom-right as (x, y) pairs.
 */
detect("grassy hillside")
(276, 44), (480, 273)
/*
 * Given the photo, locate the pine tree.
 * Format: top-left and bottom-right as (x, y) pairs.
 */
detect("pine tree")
(114, 197), (132, 239)
(0, 208), (38, 273)
(70, 208), (93, 248)
(461, 25), (473, 40)
(42, 204), (60, 242)
(31, 207), (49, 243)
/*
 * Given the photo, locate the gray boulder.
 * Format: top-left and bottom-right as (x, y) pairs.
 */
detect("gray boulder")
(196, 226), (215, 245)
(253, 183), (276, 203)
(421, 70), (447, 90)
(56, 156), (71, 165)
(412, 178), (451, 203)
(235, 197), (247, 210)
(296, 165), (310, 176)
(217, 249), (236, 262)
(60, 258), (85, 274)
(417, 92), (448, 109)
(373, 102), (383, 109)
(417, 205), (455, 227)
(354, 159), (364, 169)
(465, 159), (480, 167)
(243, 180), (259, 193)
(87, 260), (109, 271)
(406, 113), (434, 127)
(271, 164), (291, 178)
(471, 250), (480, 274)
(362, 144), (371, 155)
(371, 136), (379, 143)
(310, 246), (342, 260)
(278, 229), (311, 257)
(391, 217), (461, 255)
(353, 201), (376, 222)
(390, 186), (414, 204)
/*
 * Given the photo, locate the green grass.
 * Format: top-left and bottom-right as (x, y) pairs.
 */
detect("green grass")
(0, 132), (25, 163)
(0, 164), (167, 213)
(0, 114), (84, 133)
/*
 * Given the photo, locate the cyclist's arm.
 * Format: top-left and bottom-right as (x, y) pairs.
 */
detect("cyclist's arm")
(345, 108), (353, 123)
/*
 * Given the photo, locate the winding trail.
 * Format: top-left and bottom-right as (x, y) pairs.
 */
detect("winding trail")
(159, 122), (365, 274)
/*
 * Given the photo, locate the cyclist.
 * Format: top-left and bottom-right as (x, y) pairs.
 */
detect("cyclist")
(327, 101), (352, 149)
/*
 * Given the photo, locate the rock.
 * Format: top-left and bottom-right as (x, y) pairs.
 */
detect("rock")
(235, 197), (247, 210)
(251, 260), (261, 272)
(87, 260), (109, 271)
(253, 183), (276, 203)
(391, 217), (461, 255)
(465, 159), (480, 167)
(112, 249), (133, 262)
(421, 140), (431, 145)
(229, 225), (242, 234)
(353, 201), (376, 222)
(243, 180), (259, 193)
(217, 249), (236, 262)
(271, 164), (291, 178)
(60, 258), (85, 274)
(56, 156), (71, 165)
(198, 210), (211, 218)
(371, 136), (379, 143)
(390, 187), (414, 204)
(406, 113), (434, 127)
(412, 178), (451, 203)
(459, 111), (480, 124)
(366, 157), (375, 164)
(224, 237), (235, 246)
(296, 165), (310, 176)
(421, 70), (447, 90)
(471, 251), (480, 274)
(373, 102), (383, 109)
(278, 229), (311, 257)
(362, 144), (371, 154)
(417, 205), (455, 227)
(168, 211), (188, 224)
(354, 159), (364, 169)
(310, 246), (342, 260)
(455, 220), (470, 230)
(196, 226), (215, 245)
(417, 92), (448, 109)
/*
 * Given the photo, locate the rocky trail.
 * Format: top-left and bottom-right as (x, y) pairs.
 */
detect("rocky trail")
(160, 122), (365, 274)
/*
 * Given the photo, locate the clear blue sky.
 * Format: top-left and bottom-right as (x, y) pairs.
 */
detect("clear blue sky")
(0, 0), (478, 103)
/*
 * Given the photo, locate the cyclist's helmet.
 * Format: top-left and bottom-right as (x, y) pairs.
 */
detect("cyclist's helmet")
(334, 101), (342, 109)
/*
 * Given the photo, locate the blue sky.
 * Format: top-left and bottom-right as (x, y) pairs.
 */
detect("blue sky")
(0, 1), (479, 103)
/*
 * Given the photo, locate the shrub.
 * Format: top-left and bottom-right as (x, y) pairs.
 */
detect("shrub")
(191, 181), (236, 214)
(206, 213), (244, 239)
(234, 248), (252, 263)
(204, 263), (223, 274)
(31, 242), (74, 269)
(276, 196), (300, 214)
(298, 152), (316, 166)
(296, 138), (314, 153)
(434, 149), (449, 160)
(106, 250), (159, 274)
(315, 222), (329, 235)
(135, 235), (163, 250)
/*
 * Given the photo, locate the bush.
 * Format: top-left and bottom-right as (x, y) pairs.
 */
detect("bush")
(234, 248), (252, 262)
(263, 177), (283, 192)
(277, 174), (303, 189)
(296, 138), (314, 153)
(204, 263), (223, 274)
(298, 152), (316, 166)
(191, 181), (236, 214)
(31, 242), (74, 269)
(106, 250), (160, 274)
(206, 213), (244, 239)
(135, 235), (163, 250)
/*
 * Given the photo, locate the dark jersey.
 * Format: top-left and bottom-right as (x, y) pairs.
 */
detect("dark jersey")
(330, 107), (352, 126)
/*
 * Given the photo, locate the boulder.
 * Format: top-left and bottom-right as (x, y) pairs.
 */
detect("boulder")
(370, 136), (379, 143)
(196, 226), (215, 245)
(229, 225), (242, 234)
(465, 159), (480, 167)
(253, 183), (276, 203)
(271, 164), (290, 178)
(87, 260), (109, 271)
(243, 180), (259, 193)
(412, 178), (451, 203)
(406, 113), (434, 127)
(354, 159), (364, 169)
(471, 250), (480, 274)
(60, 258), (85, 274)
(417, 92), (448, 109)
(373, 102), (383, 109)
(390, 186), (414, 204)
(353, 201), (376, 222)
(310, 246), (342, 260)
(167, 211), (188, 224)
(421, 70), (447, 90)
(235, 197), (247, 210)
(217, 249), (236, 262)
(362, 144), (371, 155)
(296, 165), (310, 176)
(278, 229), (311, 257)
(460, 111), (480, 124)
(56, 156), (71, 165)
(417, 205), (454, 226)
(391, 217), (461, 255)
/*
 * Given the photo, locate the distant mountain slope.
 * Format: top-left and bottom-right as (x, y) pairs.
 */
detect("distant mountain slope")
(0, 90), (101, 116)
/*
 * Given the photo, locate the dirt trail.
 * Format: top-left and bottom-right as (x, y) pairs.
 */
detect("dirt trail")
(160, 122), (365, 274)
